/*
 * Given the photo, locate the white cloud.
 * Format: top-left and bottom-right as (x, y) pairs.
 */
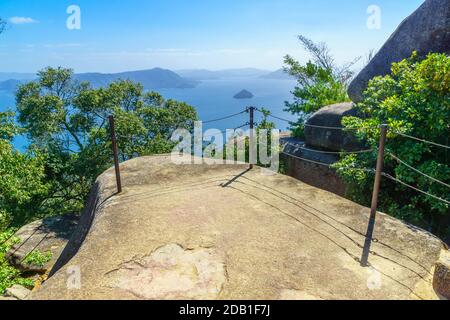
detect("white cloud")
(9, 17), (38, 25)
(43, 43), (83, 48)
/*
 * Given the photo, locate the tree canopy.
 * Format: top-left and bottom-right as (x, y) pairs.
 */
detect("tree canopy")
(11, 67), (198, 224)
(284, 35), (359, 137)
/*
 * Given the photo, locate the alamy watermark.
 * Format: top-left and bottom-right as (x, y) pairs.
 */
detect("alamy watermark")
(170, 122), (280, 174)
(66, 265), (81, 290)
(66, 5), (81, 30)
(367, 5), (381, 30)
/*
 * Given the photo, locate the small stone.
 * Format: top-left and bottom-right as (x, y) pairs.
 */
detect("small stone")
(433, 250), (450, 299)
(5, 285), (32, 300)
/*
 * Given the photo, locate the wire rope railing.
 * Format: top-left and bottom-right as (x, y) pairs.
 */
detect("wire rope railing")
(392, 130), (450, 150)
(103, 106), (448, 270)
(386, 151), (450, 189)
(201, 110), (248, 124)
(381, 173), (450, 206)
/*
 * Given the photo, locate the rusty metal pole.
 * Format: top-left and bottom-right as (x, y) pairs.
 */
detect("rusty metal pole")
(360, 124), (388, 266)
(249, 107), (255, 169)
(108, 115), (122, 194)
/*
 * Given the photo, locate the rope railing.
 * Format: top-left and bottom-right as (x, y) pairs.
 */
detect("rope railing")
(283, 141), (374, 155)
(281, 150), (375, 173)
(381, 173), (450, 206)
(103, 107), (447, 271)
(201, 110), (248, 124)
(202, 123), (249, 139)
(386, 151), (450, 189)
(254, 107), (360, 131)
(392, 130), (450, 150)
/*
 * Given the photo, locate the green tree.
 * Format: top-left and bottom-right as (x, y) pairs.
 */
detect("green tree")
(334, 53), (450, 239)
(16, 67), (198, 214)
(0, 112), (48, 229)
(284, 36), (359, 137)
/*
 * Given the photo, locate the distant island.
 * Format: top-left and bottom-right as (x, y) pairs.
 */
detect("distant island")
(233, 89), (254, 99)
(177, 68), (271, 81)
(0, 68), (199, 92)
(259, 68), (294, 80)
(0, 67), (296, 94)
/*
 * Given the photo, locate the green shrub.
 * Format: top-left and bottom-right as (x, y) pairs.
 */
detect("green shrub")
(0, 230), (34, 294)
(284, 36), (357, 137)
(23, 250), (52, 268)
(335, 52), (450, 239)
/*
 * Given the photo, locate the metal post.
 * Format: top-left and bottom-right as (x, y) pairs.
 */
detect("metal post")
(108, 115), (122, 194)
(360, 124), (388, 266)
(249, 106), (255, 169)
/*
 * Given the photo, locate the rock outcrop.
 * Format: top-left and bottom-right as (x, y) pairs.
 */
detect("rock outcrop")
(348, 0), (450, 102)
(30, 156), (446, 300)
(433, 249), (450, 298)
(304, 102), (365, 151)
(7, 214), (79, 273)
(5, 285), (31, 300)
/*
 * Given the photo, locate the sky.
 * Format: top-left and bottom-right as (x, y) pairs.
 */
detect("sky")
(0, 0), (424, 73)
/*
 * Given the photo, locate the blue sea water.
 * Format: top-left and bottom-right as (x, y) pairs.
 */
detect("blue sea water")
(158, 78), (298, 132)
(0, 90), (28, 150)
(0, 78), (297, 150)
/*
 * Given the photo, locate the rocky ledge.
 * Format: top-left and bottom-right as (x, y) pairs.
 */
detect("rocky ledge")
(29, 156), (447, 300)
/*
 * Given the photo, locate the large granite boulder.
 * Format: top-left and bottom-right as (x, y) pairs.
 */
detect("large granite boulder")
(304, 102), (364, 152)
(348, 0), (450, 102)
(30, 156), (446, 300)
(433, 249), (450, 298)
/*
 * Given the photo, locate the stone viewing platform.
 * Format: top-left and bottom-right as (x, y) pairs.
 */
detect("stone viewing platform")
(29, 156), (447, 300)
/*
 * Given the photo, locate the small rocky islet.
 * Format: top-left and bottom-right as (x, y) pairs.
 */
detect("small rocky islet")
(233, 89), (254, 99)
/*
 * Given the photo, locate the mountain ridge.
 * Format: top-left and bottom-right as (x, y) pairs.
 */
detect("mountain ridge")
(0, 68), (198, 92)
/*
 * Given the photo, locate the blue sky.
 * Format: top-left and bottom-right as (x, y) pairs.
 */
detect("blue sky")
(0, 0), (424, 73)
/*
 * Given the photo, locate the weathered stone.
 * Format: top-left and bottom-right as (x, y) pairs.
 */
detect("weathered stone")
(304, 102), (365, 151)
(433, 249), (450, 298)
(29, 156), (445, 300)
(7, 214), (79, 273)
(5, 285), (31, 300)
(281, 136), (346, 197)
(105, 244), (226, 299)
(348, 0), (450, 102)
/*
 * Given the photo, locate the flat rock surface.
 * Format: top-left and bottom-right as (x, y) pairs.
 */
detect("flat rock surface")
(31, 156), (445, 300)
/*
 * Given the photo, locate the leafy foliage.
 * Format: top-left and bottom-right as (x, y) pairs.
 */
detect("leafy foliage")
(0, 67), (198, 293)
(0, 121), (48, 228)
(335, 53), (450, 239)
(0, 231), (34, 294)
(284, 35), (358, 137)
(16, 67), (198, 216)
(23, 250), (52, 267)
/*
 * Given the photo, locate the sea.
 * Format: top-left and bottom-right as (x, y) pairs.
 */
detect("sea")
(0, 77), (298, 150)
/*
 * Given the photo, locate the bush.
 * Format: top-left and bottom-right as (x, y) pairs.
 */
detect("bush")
(0, 125), (49, 228)
(284, 36), (358, 137)
(334, 52), (450, 240)
(0, 230), (34, 294)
